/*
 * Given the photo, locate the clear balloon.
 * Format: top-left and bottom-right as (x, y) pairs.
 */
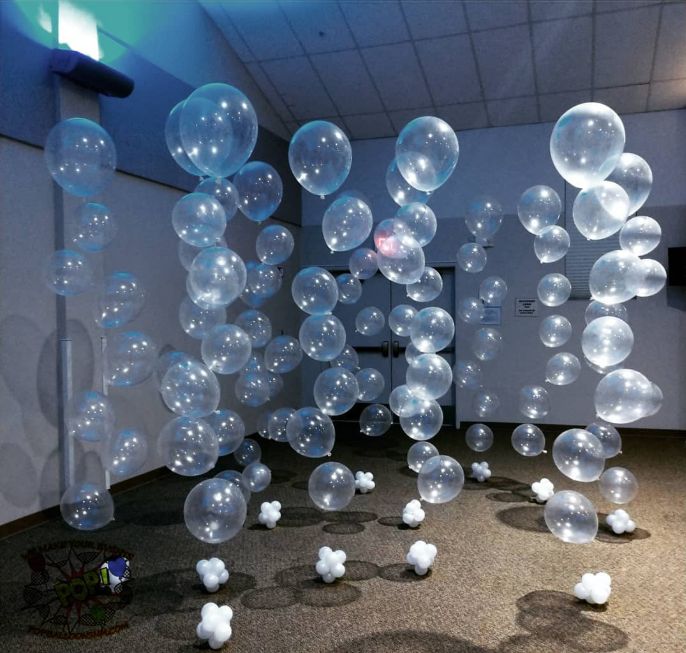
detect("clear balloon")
(299, 314), (346, 362)
(188, 246), (247, 308)
(389, 384), (423, 417)
(519, 385), (550, 419)
(594, 368), (662, 424)
(156, 350), (193, 386)
(479, 276), (507, 306)
(336, 273), (362, 305)
(184, 478), (247, 543)
(44, 249), (93, 296)
(534, 225), (570, 263)
(553, 428), (605, 482)
(360, 403), (393, 437)
(585, 300), (628, 325)
(266, 370), (283, 400)
(242, 461), (271, 493)
(546, 352), (581, 385)
(456, 242), (487, 273)
(207, 409), (245, 455)
(330, 343), (359, 371)
(465, 196), (503, 241)
(465, 423), (493, 452)
(454, 359), (482, 390)
(179, 296), (224, 340)
(606, 152), (652, 214)
(633, 259), (666, 297)
(544, 490), (598, 544)
(268, 407), (295, 442)
(549, 102), (625, 189)
(68, 390), (115, 442)
(473, 389), (500, 418)
(60, 483), (114, 531)
(539, 314), (572, 348)
(472, 327), (502, 361)
(165, 101), (204, 175)
(389, 304), (417, 336)
(215, 469), (251, 502)
(201, 324), (252, 374)
(537, 273), (571, 307)
(347, 250), (377, 283)
(511, 424), (546, 456)
(289, 120), (352, 197)
(405, 342), (423, 365)
(180, 83), (258, 177)
(172, 192), (226, 247)
(355, 306), (385, 336)
(396, 116), (459, 192)
(291, 266), (338, 315)
(314, 368), (359, 416)
(235, 309), (272, 347)
(178, 236), (227, 272)
(407, 441), (439, 472)
(234, 161), (283, 222)
(287, 407), (336, 457)
(406, 266), (443, 302)
(195, 177), (239, 220)
(45, 118), (116, 197)
(585, 421), (622, 458)
(599, 467), (638, 504)
(70, 202), (118, 252)
(458, 297), (485, 325)
(240, 261), (282, 308)
(517, 185), (561, 235)
(406, 353), (452, 400)
(572, 181), (629, 240)
(619, 216), (661, 256)
(356, 368), (385, 401)
(582, 316), (634, 368)
(400, 399), (443, 440)
(375, 228), (425, 284)
(589, 250), (641, 305)
(105, 427), (148, 477)
(386, 158), (432, 206)
(161, 358), (220, 418)
(265, 335), (302, 373)
(395, 202), (437, 246)
(322, 194), (373, 252)
(234, 438), (261, 466)
(410, 307), (454, 353)
(257, 411), (271, 439)
(417, 455), (464, 503)
(158, 416), (218, 476)
(308, 462), (355, 511)
(94, 272), (146, 329)
(234, 371), (270, 407)
(256, 224), (294, 265)
(107, 330), (157, 386)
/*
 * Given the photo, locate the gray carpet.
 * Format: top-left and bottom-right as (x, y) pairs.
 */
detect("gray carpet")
(0, 423), (684, 652)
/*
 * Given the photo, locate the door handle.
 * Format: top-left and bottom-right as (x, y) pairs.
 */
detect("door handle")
(381, 340), (389, 358)
(392, 340), (400, 357)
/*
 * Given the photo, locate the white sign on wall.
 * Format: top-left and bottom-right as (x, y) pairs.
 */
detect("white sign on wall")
(515, 298), (538, 317)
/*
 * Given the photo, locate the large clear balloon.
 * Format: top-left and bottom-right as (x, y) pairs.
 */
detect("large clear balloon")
(178, 236), (227, 272)
(585, 421), (622, 458)
(287, 407), (336, 457)
(256, 224), (294, 265)
(165, 101), (204, 175)
(349, 247), (378, 279)
(107, 330), (157, 386)
(158, 416), (218, 476)
(511, 424), (546, 456)
(537, 273), (571, 307)
(473, 389), (500, 418)
(582, 316), (634, 368)
(606, 152), (652, 214)
(389, 304), (417, 336)
(195, 177), (239, 220)
(336, 273), (362, 305)
(375, 227), (425, 284)
(406, 353), (452, 400)
(359, 403), (393, 437)
(299, 314), (346, 362)
(308, 462), (355, 511)
(406, 266), (443, 302)
(356, 368), (385, 401)
(215, 469), (251, 502)
(517, 185), (561, 235)
(243, 461), (272, 493)
(268, 407), (295, 442)
(291, 266), (338, 315)
(160, 359), (220, 418)
(234, 438), (261, 466)
(417, 455), (464, 504)
(172, 193), (226, 247)
(465, 196), (503, 241)
(405, 342), (423, 365)
(465, 423), (493, 452)
(184, 478), (247, 543)
(105, 427), (148, 478)
(45, 118), (116, 197)
(572, 181), (629, 240)
(546, 352), (581, 386)
(322, 195), (373, 252)
(386, 158), (431, 206)
(594, 368), (662, 424)
(389, 384), (422, 417)
(70, 202), (117, 252)
(549, 102), (625, 189)
(544, 490), (598, 544)
(188, 246), (247, 308)
(207, 409), (245, 455)
(534, 226), (570, 263)
(519, 385), (550, 419)
(479, 276), (507, 306)
(553, 428), (605, 482)
(539, 314), (572, 348)
(407, 441), (439, 472)
(234, 371), (270, 407)
(265, 335), (302, 373)
(458, 297), (485, 325)
(456, 242), (487, 273)
(355, 306), (385, 336)
(179, 296), (224, 340)
(201, 324), (252, 374)
(234, 161), (283, 222)
(179, 83), (258, 177)
(585, 300), (628, 325)
(400, 399), (443, 440)
(472, 327), (502, 361)
(589, 250), (642, 305)
(235, 309), (272, 347)
(633, 258), (667, 297)
(240, 261), (282, 308)
(60, 483), (114, 530)
(619, 216), (661, 256)
(44, 249), (93, 296)
(396, 202), (437, 246)
(410, 307), (454, 353)
(598, 467), (638, 504)
(330, 343), (359, 371)
(314, 368), (359, 416)
(68, 390), (115, 442)
(454, 359), (482, 390)
(94, 271), (146, 329)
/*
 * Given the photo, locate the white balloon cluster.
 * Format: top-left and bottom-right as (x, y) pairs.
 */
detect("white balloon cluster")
(196, 602), (234, 650)
(354, 471), (375, 494)
(573, 572), (612, 605)
(402, 499), (426, 528)
(196, 558), (229, 593)
(470, 461), (491, 482)
(315, 546), (347, 583)
(531, 478), (555, 503)
(258, 500), (282, 529)
(406, 540), (437, 576)
(606, 509), (636, 535)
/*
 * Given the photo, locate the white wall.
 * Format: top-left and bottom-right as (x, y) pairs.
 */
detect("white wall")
(301, 110), (686, 430)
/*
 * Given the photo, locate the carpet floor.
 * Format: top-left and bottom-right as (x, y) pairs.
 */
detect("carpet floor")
(0, 423), (684, 652)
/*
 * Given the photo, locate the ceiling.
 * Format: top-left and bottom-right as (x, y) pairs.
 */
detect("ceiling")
(201, 0), (686, 140)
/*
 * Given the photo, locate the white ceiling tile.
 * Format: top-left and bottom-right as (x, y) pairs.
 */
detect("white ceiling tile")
(339, 1), (410, 47)
(201, 3), (255, 62)
(539, 90), (590, 122)
(261, 57), (336, 120)
(437, 102), (490, 131)
(487, 96), (538, 126)
(416, 35), (481, 105)
(222, 1), (303, 60)
(648, 80), (686, 111)
(343, 113), (395, 139)
(529, 0), (593, 21)
(401, 0), (468, 39)
(594, 85), (649, 114)
(595, 0), (660, 12)
(594, 6), (660, 87)
(533, 16), (592, 93)
(245, 62), (295, 122)
(388, 107), (434, 133)
(280, 2), (356, 54)
(473, 25), (536, 99)
(465, 0), (528, 30)
(311, 50), (383, 115)
(653, 3), (686, 81)
(362, 43), (432, 110)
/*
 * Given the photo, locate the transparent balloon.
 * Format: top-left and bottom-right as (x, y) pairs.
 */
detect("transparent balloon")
(519, 385), (550, 420)
(267, 370), (283, 399)
(188, 246), (247, 308)
(389, 384), (422, 417)
(60, 483), (114, 531)
(243, 461), (272, 493)
(356, 368), (385, 401)
(94, 272), (146, 330)
(553, 428), (605, 482)
(454, 359), (482, 390)
(386, 158), (432, 206)
(240, 261), (282, 308)
(234, 371), (270, 407)
(232, 439), (260, 468)
(585, 300), (628, 325)
(544, 490), (598, 544)
(406, 266), (442, 302)
(215, 469), (251, 502)
(299, 314), (346, 362)
(400, 399), (443, 441)
(165, 100), (204, 175)
(410, 307), (454, 353)
(606, 152), (652, 214)
(178, 236), (227, 272)
(599, 467), (638, 504)
(158, 416), (218, 476)
(336, 273), (362, 305)
(582, 316), (634, 368)
(105, 427), (148, 478)
(161, 358), (220, 418)
(479, 276), (507, 306)
(456, 242), (487, 273)
(70, 202), (118, 252)
(594, 368), (662, 424)
(417, 455), (464, 504)
(406, 353), (452, 401)
(572, 181), (629, 240)
(619, 216), (661, 256)
(472, 327), (502, 361)
(534, 226), (570, 264)
(44, 249), (93, 296)
(511, 424), (546, 457)
(68, 390), (115, 442)
(537, 273), (571, 307)
(633, 259), (666, 297)
(539, 314), (572, 348)
(184, 478), (247, 543)
(546, 352), (581, 386)
(349, 247), (378, 280)
(156, 350), (193, 386)
(395, 202), (437, 246)
(405, 342), (423, 365)
(195, 177), (239, 220)
(291, 266), (338, 315)
(389, 304), (417, 336)
(517, 185), (561, 235)
(322, 195), (373, 252)
(589, 250), (641, 305)
(286, 407), (336, 457)
(360, 403), (393, 437)
(234, 161), (283, 222)
(376, 229), (425, 285)
(45, 118), (116, 197)
(585, 421), (622, 458)
(458, 297), (485, 325)
(308, 462), (355, 511)
(201, 324), (252, 375)
(265, 335), (302, 373)
(473, 389), (500, 419)
(172, 192), (226, 247)
(207, 409), (245, 455)
(465, 196), (503, 241)
(549, 102), (625, 189)
(355, 306), (385, 336)
(256, 224), (294, 265)
(407, 441), (439, 472)
(465, 423), (493, 452)
(235, 309), (272, 347)
(107, 330), (157, 386)
(314, 368), (359, 416)
(179, 295), (224, 340)
(330, 343), (359, 371)
(268, 407), (295, 442)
